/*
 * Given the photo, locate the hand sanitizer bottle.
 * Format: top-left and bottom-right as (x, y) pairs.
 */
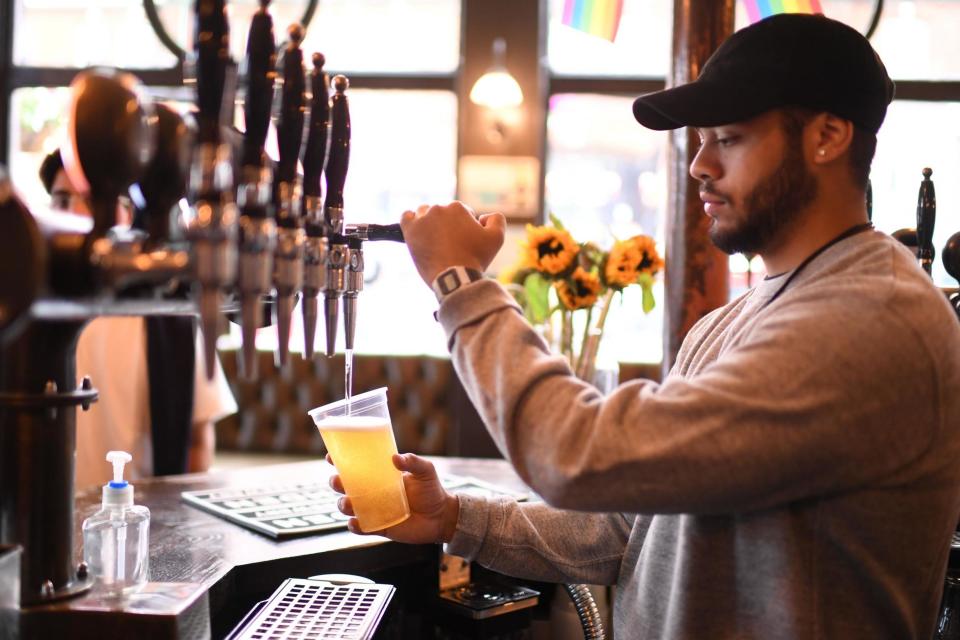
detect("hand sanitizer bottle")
(82, 451), (150, 596)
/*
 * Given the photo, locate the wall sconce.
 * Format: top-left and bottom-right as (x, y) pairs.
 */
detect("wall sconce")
(470, 38), (523, 143)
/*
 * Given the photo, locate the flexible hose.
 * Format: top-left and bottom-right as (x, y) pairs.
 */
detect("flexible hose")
(563, 583), (606, 640)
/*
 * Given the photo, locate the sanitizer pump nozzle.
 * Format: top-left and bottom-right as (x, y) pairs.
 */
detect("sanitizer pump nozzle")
(103, 450), (134, 507)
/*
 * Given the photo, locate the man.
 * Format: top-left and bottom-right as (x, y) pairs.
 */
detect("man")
(332, 14), (960, 638)
(39, 149), (237, 487)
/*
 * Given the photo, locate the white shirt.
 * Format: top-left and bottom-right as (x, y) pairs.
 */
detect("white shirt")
(74, 317), (237, 489)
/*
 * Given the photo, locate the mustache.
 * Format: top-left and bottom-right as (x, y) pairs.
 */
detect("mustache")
(699, 182), (731, 202)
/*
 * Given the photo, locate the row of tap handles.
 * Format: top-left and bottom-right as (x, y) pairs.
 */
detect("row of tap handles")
(185, 0), (404, 381)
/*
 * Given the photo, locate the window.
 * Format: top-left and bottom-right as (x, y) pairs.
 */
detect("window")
(149, 0), (461, 73)
(5, 0), (461, 359)
(258, 89), (459, 357)
(544, 1), (672, 363)
(547, 0), (672, 77)
(14, 0), (176, 68)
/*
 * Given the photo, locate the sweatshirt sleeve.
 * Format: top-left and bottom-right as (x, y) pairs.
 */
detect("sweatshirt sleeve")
(437, 279), (941, 516)
(445, 494), (635, 586)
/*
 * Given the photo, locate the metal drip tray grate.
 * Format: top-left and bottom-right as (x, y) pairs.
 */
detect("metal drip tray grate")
(231, 579), (395, 640)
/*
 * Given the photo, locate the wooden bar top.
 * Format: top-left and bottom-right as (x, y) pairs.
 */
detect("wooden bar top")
(18, 456), (527, 639)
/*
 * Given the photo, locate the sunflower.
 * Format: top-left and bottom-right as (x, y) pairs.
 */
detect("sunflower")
(555, 267), (602, 310)
(522, 224), (579, 276)
(629, 235), (664, 276)
(603, 235), (664, 289)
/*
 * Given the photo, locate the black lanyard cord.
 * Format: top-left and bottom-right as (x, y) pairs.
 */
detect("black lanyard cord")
(764, 222), (874, 308)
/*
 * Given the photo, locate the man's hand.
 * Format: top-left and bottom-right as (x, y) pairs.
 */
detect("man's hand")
(328, 452), (460, 543)
(400, 201), (506, 286)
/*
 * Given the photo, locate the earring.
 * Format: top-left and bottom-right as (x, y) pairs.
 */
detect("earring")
(817, 149), (826, 157)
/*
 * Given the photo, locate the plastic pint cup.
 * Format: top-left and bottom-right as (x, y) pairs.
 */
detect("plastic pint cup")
(308, 387), (410, 532)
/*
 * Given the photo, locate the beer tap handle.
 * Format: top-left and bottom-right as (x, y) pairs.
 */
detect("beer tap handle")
(322, 75), (350, 357)
(241, 0), (277, 171)
(190, 0), (237, 380)
(302, 53), (331, 211)
(944, 231), (960, 320)
(63, 70), (155, 238)
(274, 23), (307, 213)
(916, 167), (936, 277)
(300, 53), (331, 359)
(272, 23), (307, 369)
(237, 0), (278, 379)
(195, 0), (230, 146)
(324, 75), (350, 234)
(345, 223), (405, 243)
(132, 103), (192, 247)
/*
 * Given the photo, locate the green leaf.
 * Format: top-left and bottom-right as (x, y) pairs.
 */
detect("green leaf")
(524, 272), (551, 323)
(641, 282), (656, 314)
(548, 212), (566, 230)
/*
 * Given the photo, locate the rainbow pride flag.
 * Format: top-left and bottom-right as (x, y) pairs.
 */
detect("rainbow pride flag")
(743, 0), (824, 24)
(561, 0), (624, 42)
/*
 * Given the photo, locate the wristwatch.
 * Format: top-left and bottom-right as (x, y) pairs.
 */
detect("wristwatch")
(431, 266), (484, 303)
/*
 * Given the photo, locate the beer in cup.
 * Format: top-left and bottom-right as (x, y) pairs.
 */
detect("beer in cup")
(308, 387), (410, 532)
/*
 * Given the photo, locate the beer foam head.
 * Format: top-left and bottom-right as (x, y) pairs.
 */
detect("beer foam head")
(314, 415), (390, 431)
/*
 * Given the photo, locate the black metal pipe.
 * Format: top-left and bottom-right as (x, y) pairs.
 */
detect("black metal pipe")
(0, 320), (93, 605)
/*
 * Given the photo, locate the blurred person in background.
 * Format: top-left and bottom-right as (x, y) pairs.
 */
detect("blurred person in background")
(39, 148), (237, 488)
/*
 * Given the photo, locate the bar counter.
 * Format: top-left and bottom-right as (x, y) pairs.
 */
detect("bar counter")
(17, 456), (529, 639)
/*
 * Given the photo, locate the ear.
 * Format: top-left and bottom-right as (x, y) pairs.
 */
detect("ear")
(809, 113), (854, 165)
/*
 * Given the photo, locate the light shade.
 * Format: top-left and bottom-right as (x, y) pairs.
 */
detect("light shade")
(469, 70), (524, 109)
(469, 38), (523, 110)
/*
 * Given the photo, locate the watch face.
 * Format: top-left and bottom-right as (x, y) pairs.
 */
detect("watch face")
(437, 269), (464, 296)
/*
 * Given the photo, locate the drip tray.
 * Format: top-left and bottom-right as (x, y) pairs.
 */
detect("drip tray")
(229, 579), (395, 640)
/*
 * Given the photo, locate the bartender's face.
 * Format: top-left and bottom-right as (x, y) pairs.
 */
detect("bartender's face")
(50, 168), (91, 216)
(690, 109), (817, 256)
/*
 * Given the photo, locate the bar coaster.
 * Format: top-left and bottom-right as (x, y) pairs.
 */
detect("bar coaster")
(228, 578), (395, 640)
(181, 473), (528, 539)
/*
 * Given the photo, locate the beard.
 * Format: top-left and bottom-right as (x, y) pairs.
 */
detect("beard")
(706, 138), (818, 256)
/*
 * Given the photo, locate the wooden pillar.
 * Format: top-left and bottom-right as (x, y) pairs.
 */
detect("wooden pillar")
(0, 0), (13, 166)
(662, 0), (735, 375)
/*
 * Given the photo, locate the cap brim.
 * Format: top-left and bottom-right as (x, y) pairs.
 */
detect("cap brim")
(633, 79), (777, 130)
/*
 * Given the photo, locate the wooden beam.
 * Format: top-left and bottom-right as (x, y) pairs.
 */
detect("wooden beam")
(662, 0), (735, 375)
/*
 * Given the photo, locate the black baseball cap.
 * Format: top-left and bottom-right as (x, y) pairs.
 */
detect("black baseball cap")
(632, 13), (895, 134)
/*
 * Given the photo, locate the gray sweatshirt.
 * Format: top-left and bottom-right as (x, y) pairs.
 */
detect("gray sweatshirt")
(439, 230), (960, 639)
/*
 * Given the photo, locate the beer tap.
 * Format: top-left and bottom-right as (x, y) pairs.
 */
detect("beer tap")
(236, 0), (278, 379)
(917, 168), (936, 277)
(300, 53), (331, 359)
(186, 0), (238, 379)
(131, 103), (192, 249)
(323, 74), (350, 357)
(272, 23), (307, 369)
(944, 232), (960, 320)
